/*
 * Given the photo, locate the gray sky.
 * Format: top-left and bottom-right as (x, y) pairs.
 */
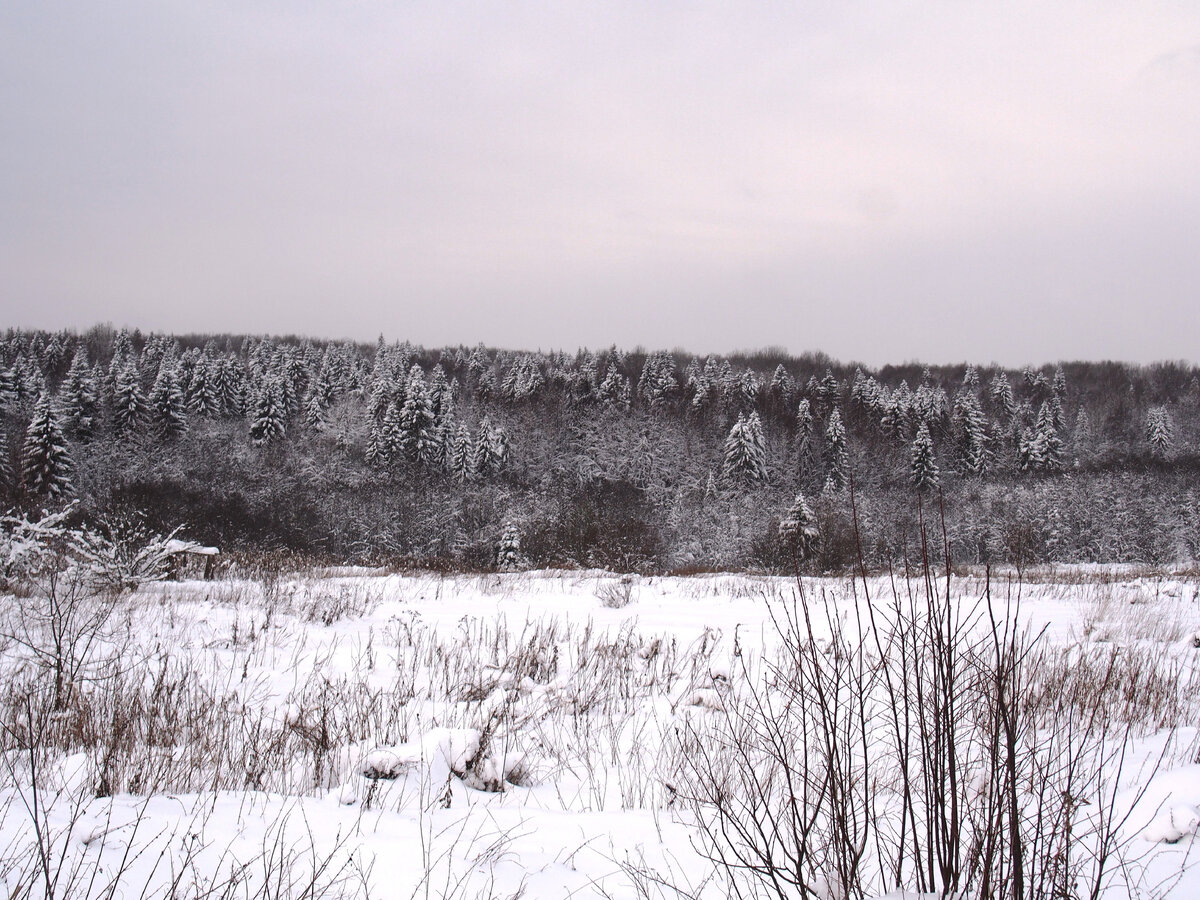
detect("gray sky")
(2, 1), (1199, 367)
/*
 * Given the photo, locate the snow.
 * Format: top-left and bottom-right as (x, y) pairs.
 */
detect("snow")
(3, 567), (1200, 898)
(162, 539), (220, 556)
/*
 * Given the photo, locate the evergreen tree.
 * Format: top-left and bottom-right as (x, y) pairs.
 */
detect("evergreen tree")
(0, 428), (12, 494)
(1071, 407), (1094, 466)
(778, 492), (819, 563)
(598, 369), (631, 410)
(990, 372), (1015, 421)
(497, 520), (525, 572)
(0, 367), (19, 414)
(769, 364), (795, 408)
(111, 362), (147, 438)
(249, 380), (288, 446)
(638, 351), (678, 408)
(1147, 406), (1175, 459)
(399, 366), (437, 464)
(1036, 401), (1064, 472)
(910, 423), (940, 492)
(188, 357), (222, 418)
(59, 347), (97, 438)
(1052, 366), (1067, 401)
(365, 416), (388, 467)
(1022, 402), (1063, 473)
(22, 393), (73, 498)
(824, 408), (849, 491)
(150, 362), (188, 438)
(721, 413), (768, 484)
(380, 400), (404, 462)
(474, 419), (509, 477)
(449, 423), (474, 480)
(303, 390), (325, 429)
(963, 364), (980, 393)
(952, 390), (988, 476)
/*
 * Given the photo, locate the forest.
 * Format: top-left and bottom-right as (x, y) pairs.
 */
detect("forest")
(2, 324), (1198, 573)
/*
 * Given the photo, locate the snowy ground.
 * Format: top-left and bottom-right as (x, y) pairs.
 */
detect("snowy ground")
(3, 568), (1200, 898)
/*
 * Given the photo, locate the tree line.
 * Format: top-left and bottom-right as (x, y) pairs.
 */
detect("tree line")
(2, 325), (1198, 572)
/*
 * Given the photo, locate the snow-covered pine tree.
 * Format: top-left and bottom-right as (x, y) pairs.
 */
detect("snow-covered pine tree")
(496, 520), (525, 572)
(111, 362), (147, 438)
(795, 399), (815, 468)
(22, 393), (73, 498)
(59, 347), (97, 438)
(1071, 407), (1094, 466)
(248, 379), (288, 446)
(1035, 400), (1063, 472)
(952, 390), (988, 476)
(449, 423), (474, 480)
(720, 413), (767, 484)
(1146, 406), (1175, 459)
(150, 362), (188, 438)
(399, 366), (437, 464)
(365, 415), (388, 467)
(381, 400), (404, 463)
(778, 492), (819, 563)
(824, 408), (849, 491)
(638, 351), (678, 409)
(428, 364), (451, 417)
(963, 364), (980, 393)
(769, 364), (795, 409)
(990, 372), (1015, 421)
(303, 389), (325, 429)
(910, 423), (940, 492)
(738, 369), (761, 411)
(687, 369), (712, 416)
(0, 366), (19, 414)
(474, 419), (509, 477)
(597, 368), (631, 410)
(0, 428), (12, 493)
(188, 356), (222, 418)
(1052, 366), (1067, 401)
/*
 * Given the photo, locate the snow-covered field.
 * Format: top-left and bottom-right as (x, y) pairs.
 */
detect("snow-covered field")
(4, 567), (1200, 899)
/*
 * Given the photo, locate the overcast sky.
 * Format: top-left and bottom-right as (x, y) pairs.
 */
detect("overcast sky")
(2, 2), (1199, 366)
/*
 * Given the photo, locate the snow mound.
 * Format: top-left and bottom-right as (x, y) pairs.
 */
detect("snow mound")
(1143, 804), (1200, 844)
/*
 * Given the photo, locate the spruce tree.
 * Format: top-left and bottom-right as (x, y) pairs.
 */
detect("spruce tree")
(0, 428), (12, 494)
(1071, 407), (1094, 466)
(497, 520), (525, 572)
(824, 408), (848, 491)
(380, 399), (405, 463)
(303, 390), (325, 429)
(990, 372), (1015, 421)
(449, 424), (474, 480)
(111, 362), (147, 438)
(910, 423), (940, 492)
(365, 416), (388, 467)
(778, 492), (819, 563)
(721, 413), (767, 484)
(399, 366), (436, 463)
(150, 363), (188, 438)
(59, 347), (97, 438)
(1035, 401), (1064, 472)
(952, 391), (987, 476)
(188, 357), (222, 418)
(1147, 406), (1174, 459)
(795, 400), (815, 472)
(598, 369), (631, 410)
(22, 393), (73, 498)
(638, 351), (678, 408)
(249, 380), (288, 446)
(474, 419), (509, 477)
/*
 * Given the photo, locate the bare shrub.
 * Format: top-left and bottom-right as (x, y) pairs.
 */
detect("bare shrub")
(597, 575), (637, 609)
